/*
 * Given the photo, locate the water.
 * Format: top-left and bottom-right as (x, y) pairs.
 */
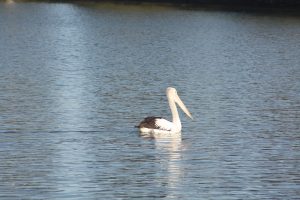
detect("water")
(0, 1), (300, 199)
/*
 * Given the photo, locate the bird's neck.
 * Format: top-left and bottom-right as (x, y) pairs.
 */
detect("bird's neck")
(168, 96), (181, 131)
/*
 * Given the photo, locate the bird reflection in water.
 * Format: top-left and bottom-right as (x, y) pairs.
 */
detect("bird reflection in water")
(144, 135), (184, 198)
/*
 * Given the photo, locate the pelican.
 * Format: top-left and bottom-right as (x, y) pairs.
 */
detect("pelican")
(137, 87), (193, 136)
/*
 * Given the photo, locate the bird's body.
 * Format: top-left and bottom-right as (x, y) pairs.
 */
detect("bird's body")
(138, 116), (174, 131)
(137, 87), (193, 137)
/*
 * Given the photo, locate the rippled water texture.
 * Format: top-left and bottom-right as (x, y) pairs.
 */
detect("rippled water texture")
(0, 2), (299, 199)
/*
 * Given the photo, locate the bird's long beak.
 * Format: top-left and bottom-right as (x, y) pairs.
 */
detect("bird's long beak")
(175, 94), (193, 120)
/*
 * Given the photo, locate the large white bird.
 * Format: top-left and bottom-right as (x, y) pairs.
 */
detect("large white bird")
(137, 87), (193, 136)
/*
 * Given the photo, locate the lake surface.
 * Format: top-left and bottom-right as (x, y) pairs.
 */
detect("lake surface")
(0, 1), (299, 199)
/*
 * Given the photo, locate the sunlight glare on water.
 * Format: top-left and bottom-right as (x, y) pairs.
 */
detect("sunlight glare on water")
(0, 1), (299, 199)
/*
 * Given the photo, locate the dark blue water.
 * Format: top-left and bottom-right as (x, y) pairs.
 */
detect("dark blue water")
(0, 1), (299, 199)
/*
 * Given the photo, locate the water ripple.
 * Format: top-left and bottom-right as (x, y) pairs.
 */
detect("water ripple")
(0, 2), (299, 199)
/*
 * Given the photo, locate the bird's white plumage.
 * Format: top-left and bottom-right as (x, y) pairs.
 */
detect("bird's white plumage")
(137, 87), (193, 137)
(154, 118), (174, 131)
